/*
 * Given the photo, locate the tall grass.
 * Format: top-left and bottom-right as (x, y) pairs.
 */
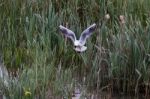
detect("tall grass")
(0, 0), (150, 98)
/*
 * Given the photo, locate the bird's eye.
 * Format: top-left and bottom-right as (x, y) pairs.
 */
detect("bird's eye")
(75, 46), (80, 48)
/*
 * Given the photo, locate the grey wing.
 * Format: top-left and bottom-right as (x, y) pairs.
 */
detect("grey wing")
(59, 25), (76, 43)
(79, 23), (96, 46)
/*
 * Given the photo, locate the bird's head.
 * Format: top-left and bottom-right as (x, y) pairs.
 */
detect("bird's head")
(74, 46), (87, 52)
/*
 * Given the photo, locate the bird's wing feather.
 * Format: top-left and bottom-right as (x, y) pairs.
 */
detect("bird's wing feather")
(59, 25), (76, 43)
(79, 23), (96, 46)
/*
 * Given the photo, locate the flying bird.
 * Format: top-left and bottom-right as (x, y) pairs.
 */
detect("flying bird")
(59, 23), (96, 52)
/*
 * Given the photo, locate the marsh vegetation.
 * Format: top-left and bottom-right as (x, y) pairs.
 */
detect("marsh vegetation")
(0, 0), (150, 98)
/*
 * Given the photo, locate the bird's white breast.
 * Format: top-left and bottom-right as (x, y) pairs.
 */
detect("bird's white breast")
(74, 40), (80, 46)
(74, 40), (84, 46)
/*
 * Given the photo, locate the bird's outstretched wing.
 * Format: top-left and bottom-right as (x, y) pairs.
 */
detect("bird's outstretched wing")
(59, 25), (76, 43)
(79, 23), (96, 46)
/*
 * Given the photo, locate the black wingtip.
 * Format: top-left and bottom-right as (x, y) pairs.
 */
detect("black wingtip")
(89, 23), (96, 32)
(59, 25), (68, 35)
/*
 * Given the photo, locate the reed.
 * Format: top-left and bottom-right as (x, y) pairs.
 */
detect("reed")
(0, 0), (150, 98)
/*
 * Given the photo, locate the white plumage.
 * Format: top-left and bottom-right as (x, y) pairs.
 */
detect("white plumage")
(59, 23), (96, 52)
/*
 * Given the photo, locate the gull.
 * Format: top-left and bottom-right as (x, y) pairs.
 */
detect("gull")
(59, 23), (96, 52)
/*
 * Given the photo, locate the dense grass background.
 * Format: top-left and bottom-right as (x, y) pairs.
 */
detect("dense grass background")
(0, 0), (150, 98)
